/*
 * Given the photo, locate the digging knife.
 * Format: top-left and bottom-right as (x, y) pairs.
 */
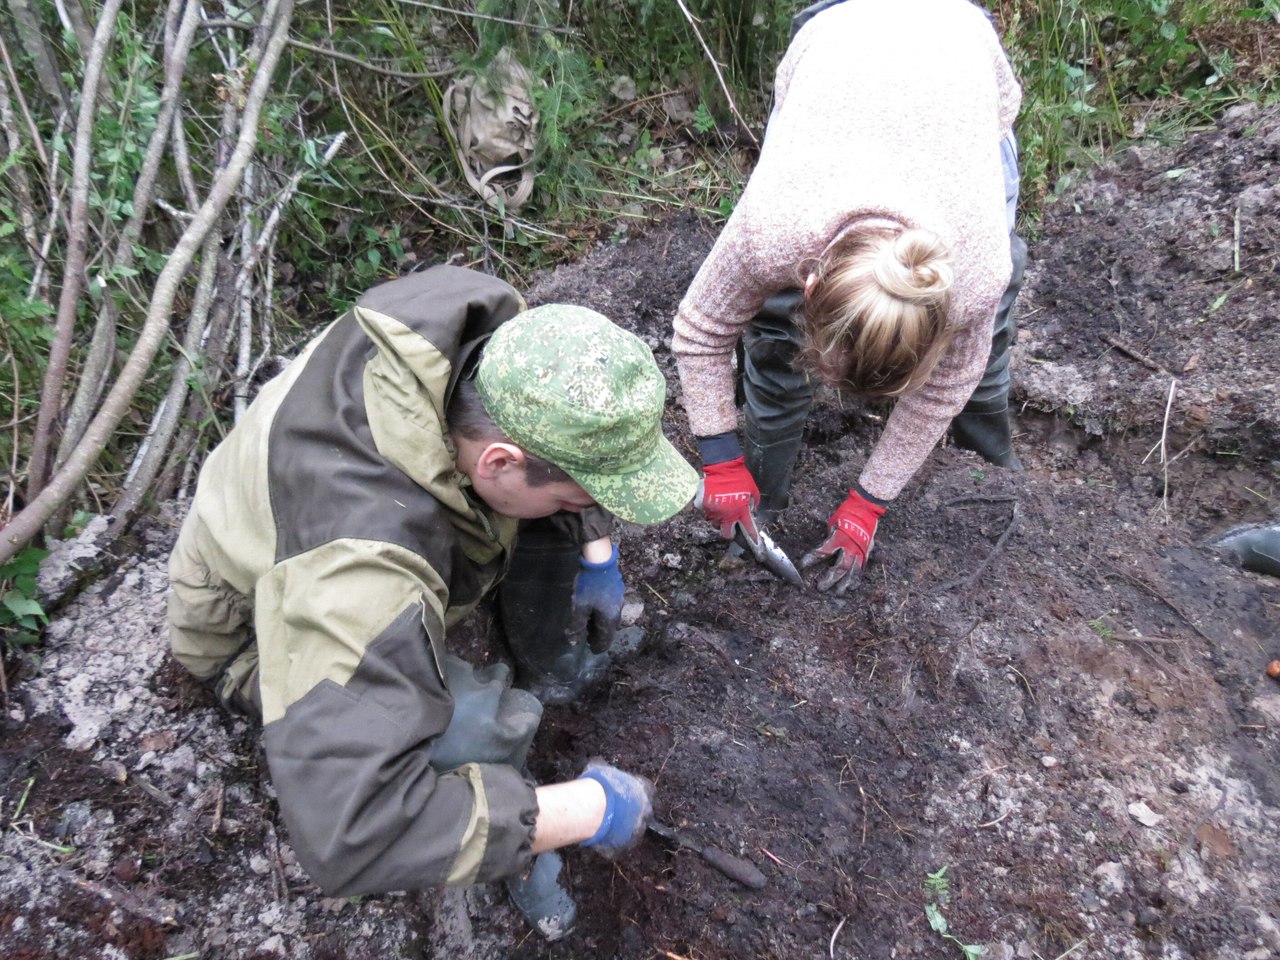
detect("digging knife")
(646, 820), (768, 889)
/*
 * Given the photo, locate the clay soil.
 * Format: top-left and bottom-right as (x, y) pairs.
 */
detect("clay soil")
(2, 104), (1278, 960)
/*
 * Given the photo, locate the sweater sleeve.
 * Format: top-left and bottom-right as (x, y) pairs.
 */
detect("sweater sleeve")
(673, 197), (803, 437)
(257, 538), (538, 896)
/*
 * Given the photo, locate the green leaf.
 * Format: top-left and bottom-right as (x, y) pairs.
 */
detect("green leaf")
(1159, 21), (1178, 42)
(3, 592), (45, 621)
(0, 548), (48, 578)
(925, 902), (949, 934)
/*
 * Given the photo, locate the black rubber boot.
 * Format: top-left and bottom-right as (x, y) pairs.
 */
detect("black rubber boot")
(1208, 523), (1280, 578)
(506, 851), (577, 941)
(743, 431), (805, 525)
(951, 398), (1022, 471)
(499, 523), (609, 705)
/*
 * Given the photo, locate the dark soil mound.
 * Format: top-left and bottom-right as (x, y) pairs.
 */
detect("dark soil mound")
(2, 108), (1278, 960)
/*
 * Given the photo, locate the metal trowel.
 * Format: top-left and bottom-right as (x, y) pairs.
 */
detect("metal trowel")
(694, 481), (803, 585)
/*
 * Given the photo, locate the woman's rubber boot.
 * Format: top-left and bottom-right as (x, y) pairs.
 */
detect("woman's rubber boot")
(950, 398), (1022, 471)
(506, 852), (577, 941)
(744, 432), (805, 526)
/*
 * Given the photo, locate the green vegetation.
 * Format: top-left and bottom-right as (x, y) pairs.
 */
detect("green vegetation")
(999, 0), (1278, 216)
(1, 547), (48, 661)
(924, 866), (985, 959)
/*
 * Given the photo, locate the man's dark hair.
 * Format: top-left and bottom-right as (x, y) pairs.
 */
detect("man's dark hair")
(446, 378), (573, 487)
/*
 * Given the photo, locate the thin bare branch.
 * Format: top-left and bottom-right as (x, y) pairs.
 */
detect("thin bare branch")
(395, 0), (579, 35)
(26, 0), (127, 499)
(2, 0), (297, 562)
(28, 167), (66, 303)
(55, 0), (205, 472)
(671, 0), (760, 148)
(0, 67), (40, 261)
(112, 230), (223, 525)
(233, 131), (348, 297)
(171, 105), (201, 209)
(0, 33), (48, 170)
(201, 20), (458, 78)
(233, 163), (256, 420)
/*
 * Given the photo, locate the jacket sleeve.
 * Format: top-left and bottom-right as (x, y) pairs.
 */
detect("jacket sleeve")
(256, 538), (539, 896)
(544, 505), (614, 545)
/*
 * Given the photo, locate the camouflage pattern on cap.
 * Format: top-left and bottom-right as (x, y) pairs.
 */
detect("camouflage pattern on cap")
(475, 304), (698, 524)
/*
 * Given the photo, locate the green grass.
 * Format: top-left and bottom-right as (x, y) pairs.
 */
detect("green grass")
(997, 0), (1278, 222)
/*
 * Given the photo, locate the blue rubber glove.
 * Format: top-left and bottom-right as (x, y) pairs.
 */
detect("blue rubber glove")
(578, 760), (655, 858)
(570, 546), (624, 654)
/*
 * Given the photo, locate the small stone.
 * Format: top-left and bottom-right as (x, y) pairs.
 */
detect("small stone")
(1094, 861), (1126, 895)
(620, 601), (644, 627)
(249, 854), (272, 876)
(1127, 801), (1164, 827)
(612, 626), (646, 658)
(1041, 755), (1059, 769)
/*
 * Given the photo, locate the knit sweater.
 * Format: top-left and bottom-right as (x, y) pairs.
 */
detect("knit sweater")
(672, 0), (1022, 501)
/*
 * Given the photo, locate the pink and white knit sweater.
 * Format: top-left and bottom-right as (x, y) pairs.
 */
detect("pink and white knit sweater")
(672, 0), (1022, 502)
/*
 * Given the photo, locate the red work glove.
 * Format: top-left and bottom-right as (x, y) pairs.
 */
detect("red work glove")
(695, 456), (762, 542)
(800, 488), (887, 595)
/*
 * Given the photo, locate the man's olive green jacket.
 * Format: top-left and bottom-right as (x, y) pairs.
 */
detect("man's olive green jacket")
(175, 266), (591, 895)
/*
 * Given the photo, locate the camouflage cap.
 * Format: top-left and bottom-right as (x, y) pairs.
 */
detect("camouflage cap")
(475, 304), (698, 524)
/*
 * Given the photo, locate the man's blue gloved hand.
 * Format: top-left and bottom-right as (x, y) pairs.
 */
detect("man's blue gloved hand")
(578, 759), (655, 858)
(570, 546), (624, 654)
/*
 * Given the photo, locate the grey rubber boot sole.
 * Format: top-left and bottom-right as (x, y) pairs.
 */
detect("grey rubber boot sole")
(506, 851), (577, 941)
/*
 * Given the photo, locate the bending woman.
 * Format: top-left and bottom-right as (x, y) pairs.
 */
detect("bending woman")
(673, 0), (1027, 594)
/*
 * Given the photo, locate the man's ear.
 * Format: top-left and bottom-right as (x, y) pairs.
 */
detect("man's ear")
(473, 441), (527, 480)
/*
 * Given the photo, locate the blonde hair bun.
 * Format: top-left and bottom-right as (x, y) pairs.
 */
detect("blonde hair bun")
(798, 226), (955, 398)
(871, 229), (954, 303)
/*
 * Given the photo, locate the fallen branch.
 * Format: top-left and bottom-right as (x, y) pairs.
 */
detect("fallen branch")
(54, 868), (178, 926)
(1100, 333), (1175, 378)
(943, 493), (1020, 508)
(1100, 563), (1218, 648)
(933, 501), (1021, 595)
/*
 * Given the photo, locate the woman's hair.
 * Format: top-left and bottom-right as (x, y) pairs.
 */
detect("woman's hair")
(446, 378), (572, 487)
(796, 226), (955, 398)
